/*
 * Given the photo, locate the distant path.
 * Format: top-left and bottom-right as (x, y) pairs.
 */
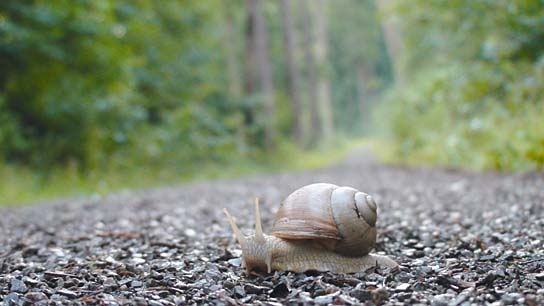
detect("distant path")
(1, 147), (543, 305)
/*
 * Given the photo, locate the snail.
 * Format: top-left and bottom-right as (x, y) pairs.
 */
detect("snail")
(223, 183), (398, 274)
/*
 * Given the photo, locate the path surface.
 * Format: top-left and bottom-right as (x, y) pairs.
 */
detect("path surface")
(1, 148), (543, 305)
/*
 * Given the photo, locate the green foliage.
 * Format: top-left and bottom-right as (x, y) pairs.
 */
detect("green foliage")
(375, 0), (544, 171)
(0, 0), (241, 170)
(0, 0), (392, 205)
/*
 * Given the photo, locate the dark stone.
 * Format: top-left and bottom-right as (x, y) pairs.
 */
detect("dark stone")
(351, 289), (372, 302)
(270, 282), (289, 298)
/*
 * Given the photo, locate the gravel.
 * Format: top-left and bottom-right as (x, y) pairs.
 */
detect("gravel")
(1, 148), (543, 305)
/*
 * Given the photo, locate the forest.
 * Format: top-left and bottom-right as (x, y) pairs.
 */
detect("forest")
(1, 0), (543, 205)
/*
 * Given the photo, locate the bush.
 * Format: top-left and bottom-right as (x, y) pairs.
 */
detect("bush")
(377, 58), (544, 171)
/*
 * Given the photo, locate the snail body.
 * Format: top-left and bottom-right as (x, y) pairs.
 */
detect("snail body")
(223, 183), (398, 274)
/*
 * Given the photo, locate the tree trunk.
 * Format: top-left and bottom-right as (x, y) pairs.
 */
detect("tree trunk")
(299, 0), (320, 146)
(224, 3), (242, 98)
(376, 0), (405, 85)
(313, 0), (333, 144)
(244, 0), (258, 128)
(246, 0), (276, 150)
(280, 0), (305, 147)
(356, 65), (374, 135)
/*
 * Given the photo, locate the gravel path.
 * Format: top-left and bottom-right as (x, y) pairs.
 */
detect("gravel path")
(1, 148), (543, 305)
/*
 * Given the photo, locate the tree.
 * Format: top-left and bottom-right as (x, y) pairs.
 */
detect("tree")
(377, 0), (544, 170)
(280, 0), (305, 146)
(328, 0), (390, 135)
(313, 0), (334, 144)
(244, 0), (277, 150)
(299, 0), (320, 146)
(376, 0), (405, 85)
(223, 2), (242, 99)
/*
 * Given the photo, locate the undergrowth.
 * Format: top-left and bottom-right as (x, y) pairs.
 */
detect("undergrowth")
(372, 61), (544, 171)
(0, 138), (365, 207)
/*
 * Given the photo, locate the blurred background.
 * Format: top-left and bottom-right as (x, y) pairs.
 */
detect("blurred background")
(1, 0), (543, 206)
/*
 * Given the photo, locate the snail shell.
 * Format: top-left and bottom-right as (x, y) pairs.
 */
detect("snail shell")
(223, 183), (398, 274)
(271, 183), (377, 256)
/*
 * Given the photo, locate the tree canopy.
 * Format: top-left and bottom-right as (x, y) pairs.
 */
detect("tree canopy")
(0, 0), (391, 174)
(1, 0), (543, 180)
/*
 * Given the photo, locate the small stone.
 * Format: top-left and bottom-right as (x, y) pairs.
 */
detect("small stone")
(402, 248), (417, 257)
(204, 269), (221, 281)
(338, 293), (361, 305)
(3, 292), (20, 306)
(209, 284), (222, 292)
(130, 280), (143, 288)
(10, 278), (28, 293)
(445, 258), (458, 265)
(366, 273), (384, 282)
(184, 228), (197, 237)
(525, 294), (537, 306)
(452, 293), (468, 305)
(479, 254), (496, 261)
(24, 291), (48, 302)
(432, 293), (454, 306)
(414, 243), (426, 250)
(243, 283), (267, 294)
(477, 271), (497, 286)
(134, 297), (147, 306)
(56, 288), (78, 298)
(131, 257), (146, 264)
(270, 282), (289, 298)
(418, 266), (432, 274)
(501, 293), (518, 305)
(228, 258), (242, 267)
(395, 283), (411, 291)
(314, 291), (340, 305)
(148, 300), (163, 306)
(371, 288), (389, 305)
(100, 293), (119, 306)
(351, 289), (372, 302)
(233, 285), (245, 298)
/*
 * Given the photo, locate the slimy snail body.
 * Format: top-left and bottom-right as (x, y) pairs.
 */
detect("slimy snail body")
(223, 183), (398, 274)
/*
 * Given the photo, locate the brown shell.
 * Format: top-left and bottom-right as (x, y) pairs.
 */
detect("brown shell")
(271, 183), (342, 240)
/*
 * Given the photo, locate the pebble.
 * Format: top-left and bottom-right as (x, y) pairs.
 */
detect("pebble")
(227, 257), (242, 267)
(314, 291), (340, 305)
(479, 254), (496, 261)
(270, 282), (289, 298)
(395, 283), (411, 291)
(351, 289), (372, 302)
(3, 293), (20, 306)
(56, 288), (78, 298)
(131, 257), (146, 264)
(10, 278), (28, 293)
(244, 283), (268, 294)
(148, 300), (163, 306)
(130, 280), (143, 288)
(432, 293), (454, 306)
(24, 291), (48, 302)
(501, 293), (519, 305)
(233, 285), (245, 298)
(184, 228), (197, 237)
